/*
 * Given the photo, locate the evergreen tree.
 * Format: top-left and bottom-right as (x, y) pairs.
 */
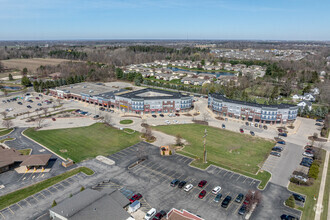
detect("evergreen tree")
(33, 81), (39, 92)
(116, 68), (123, 79)
(21, 76), (31, 86)
(8, 73), (13, 81)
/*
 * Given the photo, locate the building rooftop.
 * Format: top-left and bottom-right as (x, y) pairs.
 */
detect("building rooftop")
(117, 88), (190, 100)
(50, 188), (131, 220)
(54, 82), (117, 96)
(209, 93), (297, 109)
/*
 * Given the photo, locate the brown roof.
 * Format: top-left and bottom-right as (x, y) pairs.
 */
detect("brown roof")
(0, 147), (28, 168)
(0, 146), (51, 168)
(167, 209), (204, 220)
(20, 154), (52, 166)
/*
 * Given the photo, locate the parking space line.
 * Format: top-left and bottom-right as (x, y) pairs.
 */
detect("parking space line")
(37, 192), (46, 199)
(250, 180), (255, 185)
(32, 195), (39, 201)
(242, 177), (247, 183)
(234, 201), (242, 214)
(15, 203), (22, 209)
(236, 175), (241, 181)
(230, 173), (235, 179)
(0, 212), (5, 219)
(24, 199), (32, 206)
(7, 207), (14, 215)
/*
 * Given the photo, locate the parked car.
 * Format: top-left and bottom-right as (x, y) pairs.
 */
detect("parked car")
(93, 115), (99, 119)
(254, 123), (258, 127)
(259, 124), (262, 129)
(37, 103), (42, 106)
(240, 129), (244, 133)
(198, 190), (206, 199)
(235, 193), (244, 203)
(300, 162), (311, 167)
(222, 124), (225, 129)
(315, 123), (323, 126)
(270, 152), (281, 157)
(280, 214), (299, 220)
(277, 141), (286, 145)
(27, 105), (32, 108)
(165, 120), (170, 124)
(184, 184), (193, 192)
(152, 210), (167, 220)
(316, 119), (324, 122)
(178, 181), (187, 188)
(145, 208), (157, 220)
(250, 131), (255, 136)
(36, 97), (40, 100)
(245, 122), (249, 126)
(279, 133), (287, 137)
(198, 180), (207, 188)
(263, 125), (268, 130)
(173, 120), (179, 124)
(302, 157), (313, 163)
(170, 179), (180, 187)
(272, 147), (283, 152)
(152, 114), (157, 118)
(293, 193), (305, 203)
(129, 193), (142, 203)
(212, 186), (221, 194)
(293, 175), (308, 182)
(238, 204), (247, 215)
(221, 196), (232, 208)
(99, 107), (105, 111)
(52, 118), (56, 121)
(175, 113), (180, 116)
(17, 101), (22, 105)
(303, 151), (313, 157)
(214, 193), (222, 202)
(159, 114), (164, 117)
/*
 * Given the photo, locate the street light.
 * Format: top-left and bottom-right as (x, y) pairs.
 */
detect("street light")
(203, 128), (207, 163)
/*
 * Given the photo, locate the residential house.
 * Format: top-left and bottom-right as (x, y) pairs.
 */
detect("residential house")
(303, 93), (316, 102)
(297, 100), (312, 111)
(292, 94), (302, 101)
(311, 87), (320, 95)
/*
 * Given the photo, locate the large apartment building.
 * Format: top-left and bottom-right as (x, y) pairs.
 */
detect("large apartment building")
(208, 93), (298, 124)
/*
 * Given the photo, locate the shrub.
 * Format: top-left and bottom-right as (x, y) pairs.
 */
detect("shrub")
(285, 195), (295, 208)
(169, 150), (172, 155)
(308, 164), (320, 179)
(162, 151), (165, 156)
(80, 186), (85, 191)
(52, 200), (57, 207)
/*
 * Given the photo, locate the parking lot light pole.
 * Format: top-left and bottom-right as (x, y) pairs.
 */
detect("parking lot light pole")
(203, 129), (207, 163)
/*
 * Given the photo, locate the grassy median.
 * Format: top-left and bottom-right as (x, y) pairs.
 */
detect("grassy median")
(24, 123), (141, 162)
(0, 167), (93, 211)
(154, 123), (274, 189)
(321, 154), (330, 220)
(0, 128), (14, 137)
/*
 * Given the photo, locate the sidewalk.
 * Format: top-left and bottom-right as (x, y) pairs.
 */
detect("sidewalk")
(315, 150), (329, 220)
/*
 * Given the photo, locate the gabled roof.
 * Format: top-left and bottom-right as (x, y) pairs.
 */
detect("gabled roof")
(20, 154), (52, 166)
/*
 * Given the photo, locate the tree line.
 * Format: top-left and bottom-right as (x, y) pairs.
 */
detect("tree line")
(32, 75), (85, 92)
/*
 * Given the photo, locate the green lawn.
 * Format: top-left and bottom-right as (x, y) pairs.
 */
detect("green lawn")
(153, 124), (274, 188)
(0, 137), (15, 143)
(18, 148), (31, 155)
(289, 149), (326, 220)
(119, 119), (133, 124)
(0, 128), (14, 137)
(0, 167), (93, 211)
(321, 154), (330, 220)
(24, 123), (141, 163)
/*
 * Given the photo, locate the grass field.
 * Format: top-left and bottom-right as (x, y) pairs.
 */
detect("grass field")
(1, 58), (71, 72)
(18, 149), (31, 155)
(0, 167), (93, 211)
(321, 154), (330, 220)
(0, 128), (14, 137)
(154, 124), (274, 174)
(119, 119), (133, 124)
(289, 149), (326, 220)
(0, 137), (15, 143)
(24, 123), (141, 162)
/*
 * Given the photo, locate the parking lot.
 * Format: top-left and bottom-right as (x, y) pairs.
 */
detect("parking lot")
(0, 172), (86, 220)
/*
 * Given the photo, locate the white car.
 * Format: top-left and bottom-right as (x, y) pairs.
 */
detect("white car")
(184, 184), (193, 192)
(165, 120), (170, 124)
(303, 152), (313, 157)
(212, 186), (221, 194)
(173, 120), (178, 124)
(144, 208), (156, 220)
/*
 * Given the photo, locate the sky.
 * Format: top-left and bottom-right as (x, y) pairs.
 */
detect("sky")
(0, 0), (329, 41)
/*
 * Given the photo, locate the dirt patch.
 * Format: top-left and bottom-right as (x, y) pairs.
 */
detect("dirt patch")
(60, 149), (68, 153)
(1, 58), (73, 71)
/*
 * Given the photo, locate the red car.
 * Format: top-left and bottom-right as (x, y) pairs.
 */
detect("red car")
(198, 180), (207, 187)
(129, 193), (142, 203)
(152, 210), (167, 220)
(36, 97), (40, 100)
(240, 129), (244, 133)
(199, 190), (206, 199)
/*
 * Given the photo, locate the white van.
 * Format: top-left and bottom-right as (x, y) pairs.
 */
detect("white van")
(144, 208), (157, 220)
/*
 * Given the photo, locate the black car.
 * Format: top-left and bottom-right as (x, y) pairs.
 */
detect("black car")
(272, 147), (283, 152)
(302, 157), (313, 163)
(152, 114), (157, 118)
(221, 195), (232, 208)
(99, 107), (105, 111)
(178, 181), (186, 188)
(315, 123), (323, 126)
(27, 105), (32, 108)
(28, 100), (33, 103)
(235, 193), (244, 203)
(280, 214), (299, 220)
(159, 114), (164, 117)
(222, 124), (225, 129)
(316, 119), (324, 122)
(293, 193), (305, 203)
(300, 162), (311, 167)
(170, 179), (179, 187)
(245, 122), (249, 126)
(263, 125), (268, 130)
(17, 102), (22, 105)
(250, 131), (255, 136)
(238, 204), (247, 215)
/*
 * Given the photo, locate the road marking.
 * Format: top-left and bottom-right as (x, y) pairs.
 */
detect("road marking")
(234, 202), (242, 214)
(242, 177), (247, 183)
(230, 173), (235, 179)
(7, 207), (14, 214)
(37, 192), (46, 199)
(15, 203), (22, 209)
(0, 211), (5, 219)
(236, 175), (241, 181)
(24, 199), (32, 206)
(32, 195), (39, 201)
(250, 180), (255, 185)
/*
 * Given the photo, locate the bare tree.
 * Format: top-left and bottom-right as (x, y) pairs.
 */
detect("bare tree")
(143, 126), (154, 141)
(102, 114), (112, 126)
(42, 107), (49, 117)
(56, 99), (62, 106)
(2, 119), (13, 129)
(245, 190), (262, 211)
(52, 105), (57, 111)
(3, 89), (8, 97)
(202, 112), (210, 122)
(35, 117), (45, 129)
(1, 111), (8, 119)
(176, 134), (183, 146)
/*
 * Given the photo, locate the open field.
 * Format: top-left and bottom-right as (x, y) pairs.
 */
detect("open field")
(24, 123), (141, 162)
(321, 154), (330, 220)
(0, 167), (93, 211)
(289, 149), (326, 220)
(153, 124), (274, 174)
(1, 58), (71, 72)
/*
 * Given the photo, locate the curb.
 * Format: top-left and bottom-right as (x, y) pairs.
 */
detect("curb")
(21, 129), (66, 161)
